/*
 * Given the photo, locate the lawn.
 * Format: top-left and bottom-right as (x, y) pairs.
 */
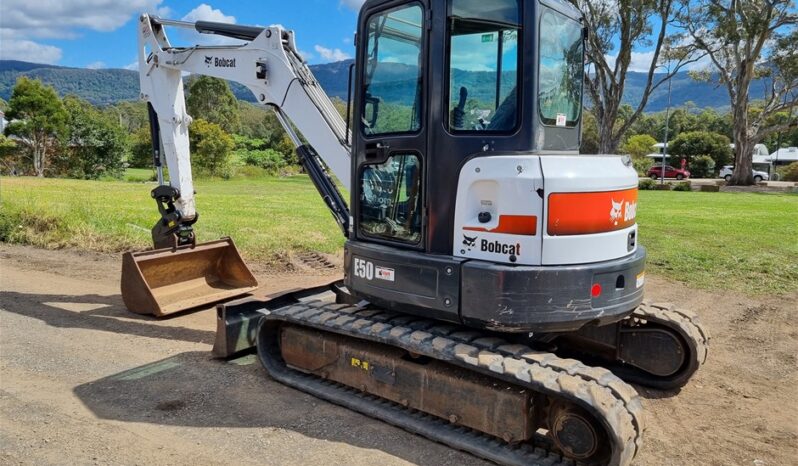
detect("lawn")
(1, 175), (796, 294)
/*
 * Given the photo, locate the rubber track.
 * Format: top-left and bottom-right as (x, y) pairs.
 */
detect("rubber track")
(257, 302), (644, 466)
(623, 301), (710, 389)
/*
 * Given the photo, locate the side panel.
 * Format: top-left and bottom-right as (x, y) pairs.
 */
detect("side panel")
(541, 155), (640, 265)
(344, 241), (464, 323)
(452, 156), (544, 266)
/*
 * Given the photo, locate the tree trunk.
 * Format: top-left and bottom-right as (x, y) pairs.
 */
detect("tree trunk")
(597, 111), (622, 155)
(33, 144), (45, 177)
(730, 103), (754, 186)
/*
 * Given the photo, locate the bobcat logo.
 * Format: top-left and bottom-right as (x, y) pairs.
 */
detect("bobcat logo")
(462, 234), (477, 250)
(204, 56), (213, 65)
(610, 199), (623, 225)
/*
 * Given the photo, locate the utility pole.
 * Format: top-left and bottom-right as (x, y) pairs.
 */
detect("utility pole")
(660, 60), (672, 185)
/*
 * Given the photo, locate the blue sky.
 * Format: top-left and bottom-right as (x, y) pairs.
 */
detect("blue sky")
(0, 0), (366, 69)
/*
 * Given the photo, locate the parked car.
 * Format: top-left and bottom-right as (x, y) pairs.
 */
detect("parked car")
(718, 165), (769, 182)
(647, 165), (690, 180)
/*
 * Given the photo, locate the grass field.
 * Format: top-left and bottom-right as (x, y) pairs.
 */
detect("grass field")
(1, 175), (796, 294)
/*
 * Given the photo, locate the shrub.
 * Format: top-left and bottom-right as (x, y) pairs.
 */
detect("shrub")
(633, 157), (654, 176)
(670, 131), (732, 169)
(240, 148), (286, 174)
(638, 178), (657, 190)
(689, 155), (716, 178)
(189, 119), (234, 177)
(623, 134), (658, 159)
(778, 162), (798, 182)
(672, 181), (692, 192)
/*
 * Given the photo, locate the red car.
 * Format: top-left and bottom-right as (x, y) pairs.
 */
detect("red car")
(647, 165), (690, 180)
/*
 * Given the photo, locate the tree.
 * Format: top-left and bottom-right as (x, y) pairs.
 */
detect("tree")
(623, 134), (658, 159)
(682, 0), (798, 185)
(55, 96), (127, 179)
(189, 119), (234, 177)
(0, 134), (18, 174)
(669, 131), (733, 171)
(186, 76), (240, 134)
(128, 127), (154, 168)
(570, 0), (700, 154)
(4, 77), (67, 177)
(580, 110), (600, 154)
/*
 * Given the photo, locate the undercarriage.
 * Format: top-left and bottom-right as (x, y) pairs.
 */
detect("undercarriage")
(214, 283), (708, 466)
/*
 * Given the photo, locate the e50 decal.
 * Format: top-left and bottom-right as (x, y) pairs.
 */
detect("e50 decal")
(354, 258), (395, 282)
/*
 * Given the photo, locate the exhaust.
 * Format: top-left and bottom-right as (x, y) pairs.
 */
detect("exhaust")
(121, 238), (258, 317)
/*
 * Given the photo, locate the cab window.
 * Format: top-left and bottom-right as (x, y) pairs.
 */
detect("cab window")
(446, 0), (521, 132)
(362, 4), (424, 136)
(360, 154), (423, 244)
(539, 9), (583, 127)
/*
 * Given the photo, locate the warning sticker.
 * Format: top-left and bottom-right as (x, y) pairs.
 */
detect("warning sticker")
(556, 113), (567, 127)
(375, 266), (395, 282)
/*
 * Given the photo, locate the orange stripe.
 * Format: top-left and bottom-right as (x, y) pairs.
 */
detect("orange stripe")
(548, 189), (638, 236)
(464, 215), (538, 236)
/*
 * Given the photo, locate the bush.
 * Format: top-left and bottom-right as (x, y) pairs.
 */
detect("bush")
(638, 178), (657, 190)
(240, 148), (286, 174)
(670, 131), (732, 170)
(633, 157), (654, 176)
(689, 155), (716, 178)
(623, 134), (658, 159)
(189, 119), (234, 177)
(778, 162), (798, 182)
(672, 181), (692, 192)
(128, 127), (152, 168)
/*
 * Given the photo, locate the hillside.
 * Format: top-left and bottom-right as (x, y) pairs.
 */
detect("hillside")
(0, 59), (744, 112)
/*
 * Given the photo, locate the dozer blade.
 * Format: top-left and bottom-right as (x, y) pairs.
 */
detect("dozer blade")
(121, 238), (258, 317)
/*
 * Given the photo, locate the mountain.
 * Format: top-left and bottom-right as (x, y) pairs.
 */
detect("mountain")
(0, 59), (742, 112)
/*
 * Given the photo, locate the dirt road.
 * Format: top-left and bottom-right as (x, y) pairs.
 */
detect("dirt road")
(1, 244), (796, 465)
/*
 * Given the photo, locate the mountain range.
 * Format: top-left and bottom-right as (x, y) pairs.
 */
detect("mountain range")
(1, 59), (740, 113)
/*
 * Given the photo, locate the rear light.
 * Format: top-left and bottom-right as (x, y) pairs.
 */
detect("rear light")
(591, 283), (602, 298)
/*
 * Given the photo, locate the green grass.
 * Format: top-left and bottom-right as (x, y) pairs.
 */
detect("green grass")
(637, 191), (798, 295)
(0, 176), (344, 262)
(1, 176), (796, 294)
(121, 168), (155, 183)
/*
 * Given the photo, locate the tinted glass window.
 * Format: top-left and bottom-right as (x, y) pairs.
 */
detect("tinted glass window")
(447, 0), (520, 132)
(360, 154), (423, 244)
(539, 10), (583, 127)
(362, 5), (424, 136)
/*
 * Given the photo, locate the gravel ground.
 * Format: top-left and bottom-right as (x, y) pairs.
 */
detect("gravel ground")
(1, 244), (796, 465)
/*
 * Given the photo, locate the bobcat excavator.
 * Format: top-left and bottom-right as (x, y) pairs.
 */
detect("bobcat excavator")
(124, 2), (709, 464)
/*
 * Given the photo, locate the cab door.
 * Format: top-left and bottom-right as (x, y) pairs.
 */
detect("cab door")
(353, 1), (428, 251)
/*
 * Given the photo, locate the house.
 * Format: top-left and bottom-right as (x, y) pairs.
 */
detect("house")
(769, 147), (798, 166)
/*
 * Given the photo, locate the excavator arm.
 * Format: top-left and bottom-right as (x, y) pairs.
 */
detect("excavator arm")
(137, 14), (352, 244)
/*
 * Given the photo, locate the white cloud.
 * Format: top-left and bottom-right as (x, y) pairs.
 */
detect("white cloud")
(178, 4), (242, 46)
(605, 49), (712, 74)
(86, 61), (106, 69)
(0, 39), (62, 64)
(297, 49), (314, 61)
(180, 4), (236, 23)
(123, 60), (139, 71)
(0, 0), (165, 39)
(0, 0), (166, 65)
(339, 0), (366, 12)
(314, 45), (351, 62)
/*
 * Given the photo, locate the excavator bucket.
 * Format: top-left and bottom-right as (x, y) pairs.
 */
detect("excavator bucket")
(121, 238), (258, 317)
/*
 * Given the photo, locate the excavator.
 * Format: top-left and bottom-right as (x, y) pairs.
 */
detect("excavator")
(122, 1), (709, 464)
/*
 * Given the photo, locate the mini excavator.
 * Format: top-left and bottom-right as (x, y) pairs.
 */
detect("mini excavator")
(123, 2), (709, 464)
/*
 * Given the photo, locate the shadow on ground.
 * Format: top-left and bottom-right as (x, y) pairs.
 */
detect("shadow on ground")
(0, 290), (480, 465)
(72, 350), (478, 466)
(0, 291), (214, 344)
